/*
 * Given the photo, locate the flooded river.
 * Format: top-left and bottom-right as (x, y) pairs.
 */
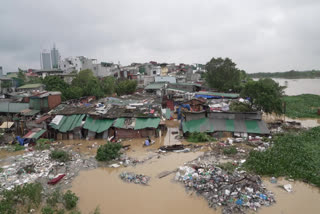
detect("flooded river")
(259, 78), (320, 96)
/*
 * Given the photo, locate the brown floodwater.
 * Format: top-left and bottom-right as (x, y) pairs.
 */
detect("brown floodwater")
(263, 114), (320, 128)
(71, 152), (219, 214)
(259, 178), (320, 214)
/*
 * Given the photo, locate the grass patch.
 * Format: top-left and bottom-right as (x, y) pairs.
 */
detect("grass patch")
(223, 146), (237, 155)
(187, 132), (215, 143)
(283, 94), (320, 118)
(96, 142), (122, 161)
(244, 126), (320, 187)
(50, 150), (70, 162)
(13, 144), (25, 151)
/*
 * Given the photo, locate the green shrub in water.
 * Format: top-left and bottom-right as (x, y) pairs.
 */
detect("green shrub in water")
(187, 132), (215, 143)
(63, 190), (79, 210)
(95, 142), (122, 161)
(50, 150), (70, 162)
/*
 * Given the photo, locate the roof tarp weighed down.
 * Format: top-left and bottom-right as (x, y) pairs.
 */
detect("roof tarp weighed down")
(134, 118), (161, 130)
(83, 116), (114, 133)
(50, 114), (85, 133)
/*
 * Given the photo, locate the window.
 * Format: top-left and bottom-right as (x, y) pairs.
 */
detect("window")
(153, 71), (156, 74)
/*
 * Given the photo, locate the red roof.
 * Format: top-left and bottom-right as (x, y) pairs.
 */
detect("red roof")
(36, 115), (51, 124)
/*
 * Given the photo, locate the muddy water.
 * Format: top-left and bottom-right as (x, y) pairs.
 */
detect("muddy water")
(259, 178), (320, 214)
(272, 78), (320, 96)
(263, 114), (320, 128)
(71, 152), (219, 214)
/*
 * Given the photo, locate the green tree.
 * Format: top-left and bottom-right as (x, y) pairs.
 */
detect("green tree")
(115, 79), (137, 96)
(42, 76), (69, 92)
(72, 69), (104, 98)
(16, 69), (27, 86)
(101, 76), (115, 95)
(204, 57), (246, 92)
(240, 78), (285, 114)
(64, 86), (83, 100)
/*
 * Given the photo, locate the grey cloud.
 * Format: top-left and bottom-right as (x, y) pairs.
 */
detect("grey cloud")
(0, 0), (320, 73)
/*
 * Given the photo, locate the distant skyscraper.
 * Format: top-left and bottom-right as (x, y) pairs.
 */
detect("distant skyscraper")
(0, 66), (3, 77)
(51, 44), (60, 69)
(40, 50), (52, 69)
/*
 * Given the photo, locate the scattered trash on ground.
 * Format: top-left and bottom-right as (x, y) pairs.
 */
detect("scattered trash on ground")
(119, 172), (150, 185)
(0, 149), (97, 193)
(175, 163), (275, 214)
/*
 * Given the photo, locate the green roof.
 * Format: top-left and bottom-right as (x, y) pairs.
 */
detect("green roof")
(83, 116), (114, 133)
(182, 118), (269, 134)
(113, 117), (160, 129)
(18, 83), (44, 89)
(33, 129), (46, 139)
(113, 118), (126, 128)
(50, 114), (85, 133)
(145, 82), (166, 90)
(5, 73), (18, 79)
(134, 118), (160, 130)
(21, 109), (40, 116)
(170, 83), (202, 87)
(196, 91), (239, 98)
(0, 102), (29, 113)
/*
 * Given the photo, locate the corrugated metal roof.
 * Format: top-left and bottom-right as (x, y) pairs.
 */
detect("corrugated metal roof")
(20, 109), (40, 116)
(145, 82), (166, 90)
(0, 102), (29, 113)
(24, 129), (46, 139)
(18, 83), (44, 89)
(134, 118), (160, 130)
(182, 118), (269, 134)
(196, 91), (239, 98)
(0, 122), (14, 129)
(83, 116), (114, 133)
(49, 114), (85, 133)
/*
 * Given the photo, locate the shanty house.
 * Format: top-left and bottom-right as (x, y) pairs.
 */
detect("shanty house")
(182, 112), (269, 138)
(29, 92), (61, 112)
(17, 84), (45, 92)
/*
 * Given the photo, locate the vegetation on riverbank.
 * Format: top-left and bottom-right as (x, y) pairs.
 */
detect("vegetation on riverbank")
(244, 127), (320, 187)
(249, 70), (320, 79)
(187, 132), (215, 143)
(96, 142), (122, 161)
(283, 94), (320, 118)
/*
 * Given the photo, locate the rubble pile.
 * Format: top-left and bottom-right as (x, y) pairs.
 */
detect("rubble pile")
(0, 149), (97, 192)
(119, 172), (150, 185)
(175, 164), (275, 214)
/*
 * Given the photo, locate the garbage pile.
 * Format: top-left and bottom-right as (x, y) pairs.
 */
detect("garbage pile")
(119, 172), (150, 185)
(0, 149), (97, 193)
(175, 164), (275, 214)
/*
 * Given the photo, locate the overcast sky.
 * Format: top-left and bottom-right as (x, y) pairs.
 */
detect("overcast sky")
(1, 0), (320, 73)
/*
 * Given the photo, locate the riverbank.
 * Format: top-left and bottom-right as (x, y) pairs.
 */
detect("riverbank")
(283, 94), (320, 119)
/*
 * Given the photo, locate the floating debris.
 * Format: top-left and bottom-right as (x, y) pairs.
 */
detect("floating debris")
(119, 172), (150, 185)
(175, 164), (275, 214)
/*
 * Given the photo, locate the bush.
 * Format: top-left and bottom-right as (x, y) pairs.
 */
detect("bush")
(229, 101), (254, 112)
(187, 132), (215, 143)
(46, 189), (61, 207)
(35, 139), (51, 150)
(63, 190), (78, 210)
(14, 144), (25, 151)
(96, 142), (122, 161)
(41, 206), (55, 214)
(50, 150), (70, 162)
(283, 94), (320, 118)
(223, 146), (237, 155)
(244, 126), (320, 187)
(0, 183), (43, 214)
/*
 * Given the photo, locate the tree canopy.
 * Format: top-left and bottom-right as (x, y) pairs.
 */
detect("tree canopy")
(240, 78), (285, 114)
(204, 57), (247, 92)
(42, 69), (137, 101)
